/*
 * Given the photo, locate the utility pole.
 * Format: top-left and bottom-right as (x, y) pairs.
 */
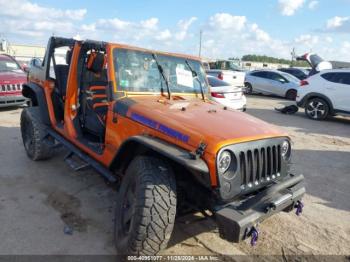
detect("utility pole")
(291, 47), (296, 67)
(198, 30), (202, 58)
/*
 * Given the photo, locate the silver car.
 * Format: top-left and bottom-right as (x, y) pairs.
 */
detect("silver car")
(244, 70), (300, 100)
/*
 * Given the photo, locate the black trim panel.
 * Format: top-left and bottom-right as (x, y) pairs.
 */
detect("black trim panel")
(110, 135), (209, 174)
(47, 129), (117, 183)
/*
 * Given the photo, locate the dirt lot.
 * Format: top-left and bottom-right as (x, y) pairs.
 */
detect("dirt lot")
(0, 95), (349, 258)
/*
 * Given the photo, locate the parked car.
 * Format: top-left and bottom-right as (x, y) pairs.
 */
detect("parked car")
(209, 60), (245, 72)
(0, 54), (28, 107)
(245, 70), (300, 100)
(21, 36), (305, 255)
(207, 75), (246, 111)
(206, 69), (245, 88)
(296, 69), (350, 120)
(278, 67), (309, 80)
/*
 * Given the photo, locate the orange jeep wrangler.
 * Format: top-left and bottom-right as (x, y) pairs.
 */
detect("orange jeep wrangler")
(21, 37), (305, 255)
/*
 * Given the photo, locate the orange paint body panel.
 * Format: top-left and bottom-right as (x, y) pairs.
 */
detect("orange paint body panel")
(105, 95), (287, 186)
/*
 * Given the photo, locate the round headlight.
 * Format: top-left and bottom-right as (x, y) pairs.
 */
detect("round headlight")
(281, 140), (291, 159)
(218, 150), (231, 174)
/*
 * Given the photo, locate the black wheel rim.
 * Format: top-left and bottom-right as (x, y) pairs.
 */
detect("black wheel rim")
(306, 101), (326, 119)
(121, 180), (136, 235)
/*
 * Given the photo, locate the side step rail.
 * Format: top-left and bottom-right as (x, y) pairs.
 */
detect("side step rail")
(47, 129), (117, 183)
(64, 151), (91, 171)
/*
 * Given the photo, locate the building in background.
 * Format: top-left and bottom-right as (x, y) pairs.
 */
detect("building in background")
(201, 57), (291, 71)
(0, 40), (45, 64)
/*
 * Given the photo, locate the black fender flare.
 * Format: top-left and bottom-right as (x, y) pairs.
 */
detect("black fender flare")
(299, 92), (334, 114)
(22, 83), (51, 125)
(109, 135), (211, 187)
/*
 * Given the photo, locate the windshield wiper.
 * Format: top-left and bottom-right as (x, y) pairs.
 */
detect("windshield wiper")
(152, 53), (171, 99)
(185, 60), (205, 101)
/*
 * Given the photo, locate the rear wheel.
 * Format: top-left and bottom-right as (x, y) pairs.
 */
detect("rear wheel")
(286, 89), (297, 100)
(244, 83), (253, 94)
(20, 107), (53, 160)
(305, 97), (329, 120)
(114, 156), (177, 255)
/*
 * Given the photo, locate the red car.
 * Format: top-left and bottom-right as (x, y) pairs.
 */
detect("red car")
(0, 54), (28, 107)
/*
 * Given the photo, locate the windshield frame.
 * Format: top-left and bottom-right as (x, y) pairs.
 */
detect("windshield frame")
(111, 45), (209, 98)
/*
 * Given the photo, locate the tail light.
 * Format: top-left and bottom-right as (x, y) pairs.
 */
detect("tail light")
(211, 92), (225, 98)
(218, 72), (224, 80)
(300, 80), (309, 86)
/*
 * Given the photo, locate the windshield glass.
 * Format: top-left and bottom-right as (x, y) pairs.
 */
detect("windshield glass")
(0, 58), (21, 72)
(113, 48), (208, 95)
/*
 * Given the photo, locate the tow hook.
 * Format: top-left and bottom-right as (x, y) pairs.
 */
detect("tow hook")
(249, 226), (259, 246)
(295, 200), (304, 216)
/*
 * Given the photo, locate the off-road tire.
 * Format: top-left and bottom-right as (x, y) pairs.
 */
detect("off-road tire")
(286, 89), (297, 100)
(305, 97), (329, 120)
(244, 82), (253, 94)
(114, 156), (177, 255)
(20, 107), (53, 160)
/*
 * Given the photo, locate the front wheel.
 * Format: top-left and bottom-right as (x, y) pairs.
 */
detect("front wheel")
(305, 97), (329, 120)
(114, 156), (177, 255)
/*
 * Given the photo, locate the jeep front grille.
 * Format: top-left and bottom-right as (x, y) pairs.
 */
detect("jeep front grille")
(0, 84), (22, 92)
(239, 144), (281, 190)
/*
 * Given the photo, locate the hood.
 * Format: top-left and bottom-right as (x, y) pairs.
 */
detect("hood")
(122, 95), (286, 154)
(0, 71), (26, 85)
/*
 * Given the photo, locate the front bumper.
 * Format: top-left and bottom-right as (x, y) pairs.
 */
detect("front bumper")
(215, 174), (305, 243)
(0, 95), (28, 107)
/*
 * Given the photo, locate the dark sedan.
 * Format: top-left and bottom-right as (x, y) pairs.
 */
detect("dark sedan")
(278, 67), (310, 80)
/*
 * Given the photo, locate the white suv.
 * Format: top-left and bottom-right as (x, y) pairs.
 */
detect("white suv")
(296, 69), (350, 120)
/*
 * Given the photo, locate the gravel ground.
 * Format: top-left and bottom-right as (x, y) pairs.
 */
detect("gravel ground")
(0, 95), (349, 259)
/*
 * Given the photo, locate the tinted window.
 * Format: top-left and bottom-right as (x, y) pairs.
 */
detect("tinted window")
(322, 73), (350, 85)
(279, 72), (300, 83)
(251, 71), (268, 78)
(207, 77), (230, 87)
(279, 68), (306, 80)
(266, 72), (286, 82)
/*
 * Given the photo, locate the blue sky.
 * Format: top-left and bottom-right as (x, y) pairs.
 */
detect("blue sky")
(1, 0), (350, 60)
